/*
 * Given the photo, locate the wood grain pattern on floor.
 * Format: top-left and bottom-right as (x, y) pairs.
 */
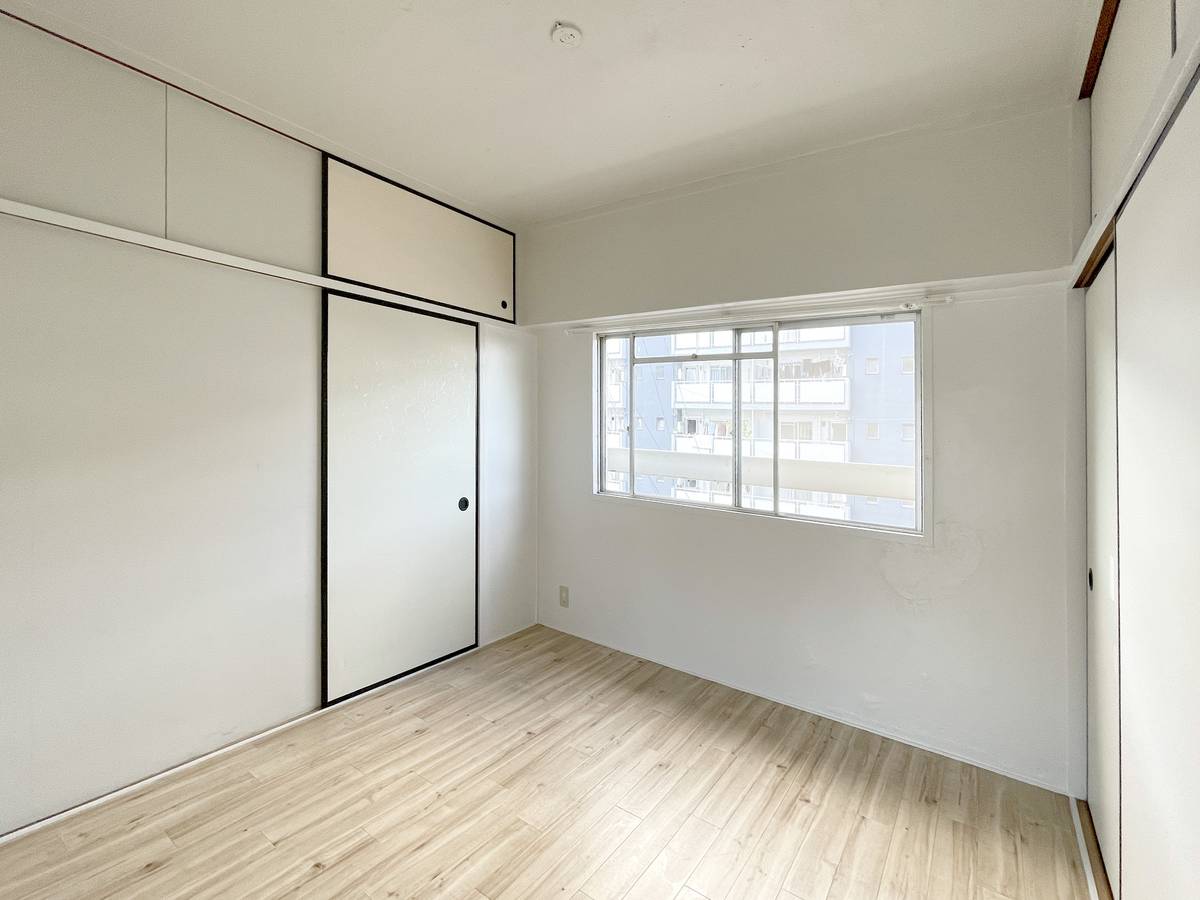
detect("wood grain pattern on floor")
(0, 626), (1089, 899)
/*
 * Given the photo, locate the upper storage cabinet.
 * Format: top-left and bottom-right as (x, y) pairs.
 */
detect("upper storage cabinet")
(166, 89), (321, 273)
(1090, 0), (1174, 215)
(0, 15), (165, 235)
(324, 158), (516, 323)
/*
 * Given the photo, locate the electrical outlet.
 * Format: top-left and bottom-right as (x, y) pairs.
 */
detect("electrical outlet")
(558, 585), (570, 608)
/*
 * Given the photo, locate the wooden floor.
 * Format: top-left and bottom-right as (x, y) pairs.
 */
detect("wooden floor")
(0, 626), (1089, 899)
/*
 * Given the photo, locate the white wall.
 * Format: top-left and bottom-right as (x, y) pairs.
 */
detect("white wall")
(479, 324), (539, 644)
(536, 289), (1086, 793)
(519, 104), (1090, 324)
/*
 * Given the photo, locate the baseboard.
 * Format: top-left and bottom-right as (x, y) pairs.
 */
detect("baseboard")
(0, 623), (538, 847)
(536, 621), (1069, 795)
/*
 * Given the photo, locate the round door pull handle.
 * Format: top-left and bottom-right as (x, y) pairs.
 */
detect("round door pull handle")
(458, 497), (470, 511)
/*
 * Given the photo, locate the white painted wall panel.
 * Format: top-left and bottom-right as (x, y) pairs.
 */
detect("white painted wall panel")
(1091, 0), (1173, 215)
(1114, 83), (1200, 900)
(0, 15), (165, 235)
(326, 159), (514, 322)
(325, 296), (477, 702)
(536, 289), (1086, 791)
(0, 216), (321, 836)
(1181, 0), (1200, 44)
(166, 89), (321, 272)
(1085, 253), (1120, 894)
(479, 325), (539, 644)
(519, 106), (1084, 325)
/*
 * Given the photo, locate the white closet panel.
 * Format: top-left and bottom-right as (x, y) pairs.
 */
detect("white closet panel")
(0, 15), (165, 235)
(166, 89), (322, 272)
(1091, 0), (1173, 214)
(325, 292), (477, 703)
(1085, 253), (1120, 896)
(0, 215), (320, 835)
(1115, 83), (1200, 900)
(324, 158), (515, 322)
(1182, 0), (1200, 42)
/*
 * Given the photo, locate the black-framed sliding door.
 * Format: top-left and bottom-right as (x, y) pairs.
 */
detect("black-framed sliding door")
(322, 289), (478, 705)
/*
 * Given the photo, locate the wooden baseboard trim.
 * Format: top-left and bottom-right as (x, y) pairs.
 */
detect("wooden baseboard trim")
(1075, 798), (1116, 900)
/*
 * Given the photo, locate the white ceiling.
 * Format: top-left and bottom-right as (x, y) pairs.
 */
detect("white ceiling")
(14, 0), (1097, 226)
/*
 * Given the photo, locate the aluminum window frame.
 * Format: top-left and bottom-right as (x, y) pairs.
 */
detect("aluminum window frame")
(595, 311), (926, 536)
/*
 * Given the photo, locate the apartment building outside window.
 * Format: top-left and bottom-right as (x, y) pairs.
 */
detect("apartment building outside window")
(597, 315), (922, 532)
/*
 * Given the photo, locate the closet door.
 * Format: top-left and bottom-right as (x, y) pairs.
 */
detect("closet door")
(324, 291), (477, 703)
(1085, 253), (1120, 894)
(1114, 83), (1200, 900)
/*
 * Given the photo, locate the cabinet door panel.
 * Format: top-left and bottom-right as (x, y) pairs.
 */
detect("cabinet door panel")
(325, 158), (515, 322)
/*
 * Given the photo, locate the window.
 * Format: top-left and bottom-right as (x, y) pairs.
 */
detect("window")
(596, 316), (921, 532)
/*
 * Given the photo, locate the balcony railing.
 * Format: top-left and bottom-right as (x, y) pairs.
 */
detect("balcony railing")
(672, 378), (848, 406)
(606, 448), (915, 500)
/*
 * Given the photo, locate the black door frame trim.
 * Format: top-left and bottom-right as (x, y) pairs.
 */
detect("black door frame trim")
(321, 288), (481, 707)
(322, 153), (517, 325)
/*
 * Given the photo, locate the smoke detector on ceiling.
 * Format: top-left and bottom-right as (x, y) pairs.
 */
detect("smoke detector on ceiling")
(551, 22), (582, 48)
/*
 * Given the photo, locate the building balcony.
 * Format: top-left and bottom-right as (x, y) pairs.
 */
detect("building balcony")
(607, 447), (915, 501)
(672, 377), (848, 408)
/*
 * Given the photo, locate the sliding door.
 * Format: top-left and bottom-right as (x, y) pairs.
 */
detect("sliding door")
(1085, 253), (1119, 894)
(324, 291), (477, 703)
(1114, 83), (1200, 900)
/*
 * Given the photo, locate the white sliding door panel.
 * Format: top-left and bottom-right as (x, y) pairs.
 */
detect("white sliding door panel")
(325, 159), (515, 322)
(325, 293), (477, 702)
(1085, 253), (1120, 895)
(0, 215), (320, 835)
(1115, 84), (1200, 900)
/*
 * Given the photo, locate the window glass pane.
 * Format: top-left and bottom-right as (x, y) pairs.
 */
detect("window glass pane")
(600, 317), (920, 532)
(633, 359), (732, 505)
(635, 329), (734, 358)
(778, 319), (917, 528)
(601, 336), (630, 493)
(739, 357), (774, 509)
(739, 329), (773, 352)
